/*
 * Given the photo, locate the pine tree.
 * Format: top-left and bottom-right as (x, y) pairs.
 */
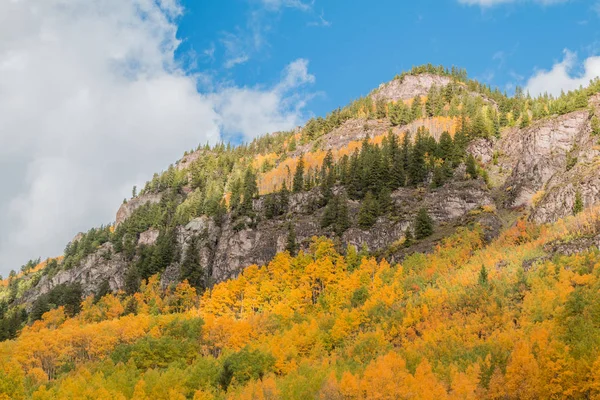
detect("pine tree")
(335, 194), (350, 236)
(466, 154), (478, 179)
(293, 156), (305, 193)
(389, 103), (402, 126)
(414, 208), (434, 239)
(478, 264), (489, 286)
(404, 227), (413, 247)
(591, 115), (600, 135)
(409, 129), (427, 185)
(573, 190), (584, 215)
(438, 131), (454, 162)
(285, 223), (299, 256)
(378, 187), (392, 214)
(411, 96), (423, 120)
(180, 236), (205, 290)
(520, 111), (530, 128)
(358, 191), (379, 229)
(241, 168), (258, 216)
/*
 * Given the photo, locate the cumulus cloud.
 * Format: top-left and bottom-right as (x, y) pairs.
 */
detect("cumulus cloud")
(458, 0), (568, 7)
(0, 0), (315, 274)
(525, 50), (600, 97)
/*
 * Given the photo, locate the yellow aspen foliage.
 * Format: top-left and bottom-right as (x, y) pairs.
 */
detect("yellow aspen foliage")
(505, 341), (542, 400)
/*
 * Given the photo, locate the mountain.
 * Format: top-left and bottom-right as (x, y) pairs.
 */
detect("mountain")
(2, 64), (600, 398)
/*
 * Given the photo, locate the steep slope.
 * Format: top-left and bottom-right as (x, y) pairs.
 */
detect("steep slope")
(2, 64), (600, 337)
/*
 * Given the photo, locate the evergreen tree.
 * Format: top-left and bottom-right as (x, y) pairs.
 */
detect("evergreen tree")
(241, 168), (258, 215)
(478, 264), (489, 286)
(180, 236), (205, 291)
(573, 190), (584, 215)
(293, 156), (305, 193)
(431, 165), (446, 188)
(229, 178), (242, 214)
(285, 223), (299, 256)
(520, 111), (531, 128)
(389, 103), (402, 126)
(411, 96), (423, 120)
(592, 115), (600, 135)
(466, 154), (478, 179)
(404, 227), (414, 247)
(378, 187), (392, 214)
(409, 129), (427, 185)
(358, 192), (379, 229)
(94, 280), (111, 303)
(414, 208), (434, 239)
(335, 194), (350, 236)
(438, 131), (454, 162)
(453, 129), (468, 164)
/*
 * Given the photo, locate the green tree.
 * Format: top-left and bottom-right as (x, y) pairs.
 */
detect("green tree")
(286, 223), (299, 256)
(241, 168), (258, 215)
(573, 190), (584, 215)
(219, 348), (276, 390)
(411, 96), (423, 120)
(293, 156), (305, 193)
(437, 131), (454, 161)
(358, 191), (379, 229)
(478, 264), (489, 286)
(466, 154), (478, 179)
(404, 227), (414, 247)
(180, 235), (205, 291)
(414, 208), (434, 239)
(591, 115), (600, 135)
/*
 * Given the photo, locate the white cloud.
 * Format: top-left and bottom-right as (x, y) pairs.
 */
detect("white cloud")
(0, 0), (315, 274)
(525, 50), (600, 97)
(212, 59), (315, 142)
(258, 0), (313, 12)
(458, 0), (568, 7)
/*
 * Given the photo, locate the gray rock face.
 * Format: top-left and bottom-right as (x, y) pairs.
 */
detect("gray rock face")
(20, 243), (127, 307)
(372, 74), (452, 102)
(499, 111), (589, 208)
(484, 108), (600, 223)
(115, 193), (162, 226)
(138, 229), (160, 246)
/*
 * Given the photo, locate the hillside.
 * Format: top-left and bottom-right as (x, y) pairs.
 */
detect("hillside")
(2, 64), (600, 398)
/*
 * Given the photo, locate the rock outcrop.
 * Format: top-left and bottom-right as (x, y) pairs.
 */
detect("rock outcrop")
(116, 193), (162, 226)
(372, 74), (452, 102)
(20, 243), (127, 308)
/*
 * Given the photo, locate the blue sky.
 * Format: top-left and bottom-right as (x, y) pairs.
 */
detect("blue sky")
(176, 0), (600, 119)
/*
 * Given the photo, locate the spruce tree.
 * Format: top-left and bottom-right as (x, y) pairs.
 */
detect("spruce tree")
(411, 96), (423, 120)
(478, 265), (489, 286)
(573, 190), (584, 215)
(520, 111), (531, 128)
(378, 187), (392, 214)
(414, 208), (434, 239)
(438, 131), (454, 162)
(404, 227), (413, 248)
(241, 168), (258, 216)
(293, 156), (305, 193)
(409, 130), (427, 185)
(466, 154), (478, 179)
(591, 116), (600, 136)
(180, 236), (205, 290)
(335, 194), (350, 236)
(358, 192), (379, 229)
(285, 223), (299, 256)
